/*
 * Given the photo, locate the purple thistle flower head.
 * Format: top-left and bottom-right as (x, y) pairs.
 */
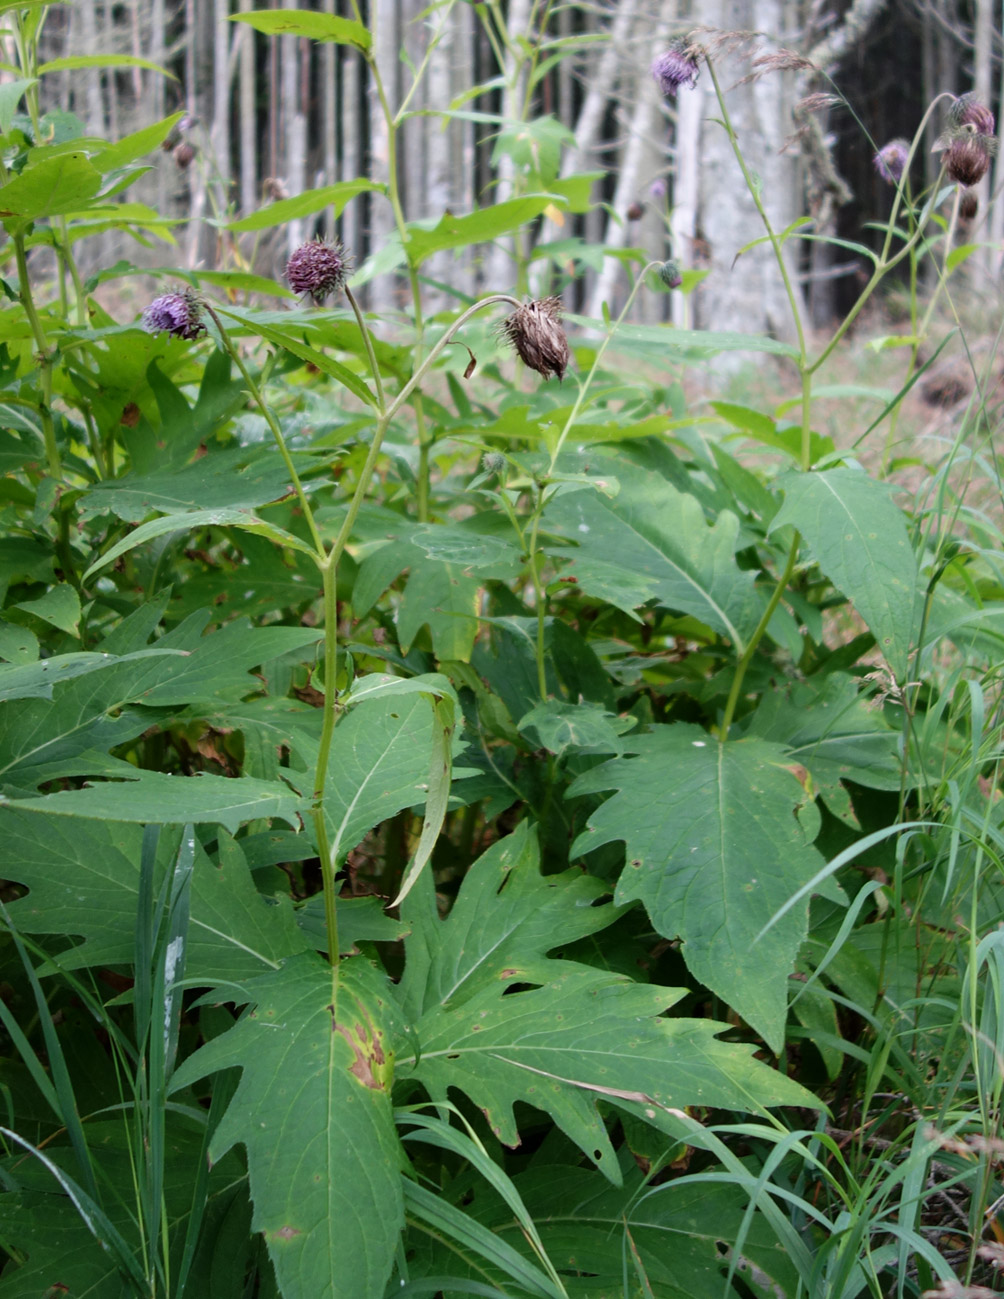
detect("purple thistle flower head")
(286, 238), (350, 304)
(950, 93), (995, 137)
(142, 289), (205, 341)
(651, 39), (700, 98)
(874, 139), (910, 185)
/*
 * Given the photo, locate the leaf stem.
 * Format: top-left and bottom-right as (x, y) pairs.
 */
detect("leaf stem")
(14, 235), (60, 480)
(719, 534), (799, 741)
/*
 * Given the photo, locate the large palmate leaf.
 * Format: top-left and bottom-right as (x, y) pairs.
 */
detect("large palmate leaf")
(396, 824), (816, 1185)
(170, 953), (403, 1299)
(570, 724), (841, 1052)
(2, 815), (309, 978)
(542, 474), (763, 648)
(770, 467), (918, 673)
(406, 1159), (798, 1299)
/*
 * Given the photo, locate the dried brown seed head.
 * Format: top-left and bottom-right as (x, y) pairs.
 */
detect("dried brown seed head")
(499, 298), (570, 382)
(945, 134), (994, 186)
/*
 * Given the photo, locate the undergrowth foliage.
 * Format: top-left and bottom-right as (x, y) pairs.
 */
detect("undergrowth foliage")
(1, 8), (1004, 1299)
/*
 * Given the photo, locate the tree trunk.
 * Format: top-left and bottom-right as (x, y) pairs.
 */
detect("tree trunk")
(281, 10), (308, 256)
(238, 0), (257, 216)
(368, 0), (398, 313)
(690, 0), (804, 345)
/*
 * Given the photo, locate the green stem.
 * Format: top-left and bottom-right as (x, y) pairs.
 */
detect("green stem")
(719, 535), (799, 741)
(310, 554), (341, 966)
(204, 304), (326, 560)
(14, 235), (60, 479)
(548, 263), (662, 474)
(344, 286), (385, 410)
(704, 56), (807, 362)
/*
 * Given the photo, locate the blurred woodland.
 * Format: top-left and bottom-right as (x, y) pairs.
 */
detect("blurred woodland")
(16, 0), (1004, 331)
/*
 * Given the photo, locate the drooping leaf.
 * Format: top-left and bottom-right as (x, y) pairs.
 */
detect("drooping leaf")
(543, 473), (763, 648)
(2, 814), (309, 978)
(770, 467), (918, 674)
(396, 824), (818, 1184)
(170, 953), (403, 1299)
(517, 700), (632, 758)
(398, 551), (483, 662)
(569, 724), (843, 1051)
(322, 692), (456, 870)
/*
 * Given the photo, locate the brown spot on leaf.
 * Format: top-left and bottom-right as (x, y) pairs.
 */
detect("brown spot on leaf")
(270, 1225), (301, 1241)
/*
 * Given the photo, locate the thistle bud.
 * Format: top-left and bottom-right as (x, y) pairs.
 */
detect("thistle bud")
(285, 238), (351, 304)
(481, 451), (506, 477)
(651, 39), (700, 98)
(658, 259), (683, 289)
(174, 141), (195, 170)
(626, 201), (644, 221)
(959, 189), (979, 220)
(873, 139), (910, 186)
(499, 297), (570, 382)
(142, 288), (205, 341)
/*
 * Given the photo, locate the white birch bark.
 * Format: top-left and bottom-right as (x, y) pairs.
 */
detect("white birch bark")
(368, 0), (398, 314)
(342, 50), (361, 261)
(211, 0), (231, 209)
(281, 7), (307, 256)
(560, 0), (639, 179)
(321, 0), (337, 232)
(969, 0), (993, 274)
(690, 0), (803, 345)
(484, 0), (531, 291)
(238, 0), (256, 215)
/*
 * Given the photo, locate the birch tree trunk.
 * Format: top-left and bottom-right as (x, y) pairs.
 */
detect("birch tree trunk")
(211, 0), (232, 211)
(969, 0), (993, 275)
(560, 0), (639, 179)
(281, 15), (307, 256)
(484, 0), (531, 292)
(368, 0), (398, 314)
(691, 0), (804, 343)
(342, 49), (362, 262)
(238, 0), (257, 216)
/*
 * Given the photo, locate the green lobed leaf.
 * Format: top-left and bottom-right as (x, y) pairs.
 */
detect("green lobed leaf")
(543, 471), (763, 646)
(396, 824), (818, 1183)
(570, 724), (843, 1052)
(12, 583), (81, 637)
(170, 953), (403, 1298)
(2, 815), (308, 979)
(770, 467), (918, 674)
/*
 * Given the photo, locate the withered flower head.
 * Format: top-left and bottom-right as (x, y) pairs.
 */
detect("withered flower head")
(173, 141), (195, 170)
(499, 297), (570, 381)
(659, 259), (683, 288)
(944, 133), (995, 186)
(285, 238), (351, 304)
(142, 288), (205, 341)
(949, 93), (996, 136)
(959, 189), (979, 220)
(651, 39), (700, 98)
(874, 139), (910, 185)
